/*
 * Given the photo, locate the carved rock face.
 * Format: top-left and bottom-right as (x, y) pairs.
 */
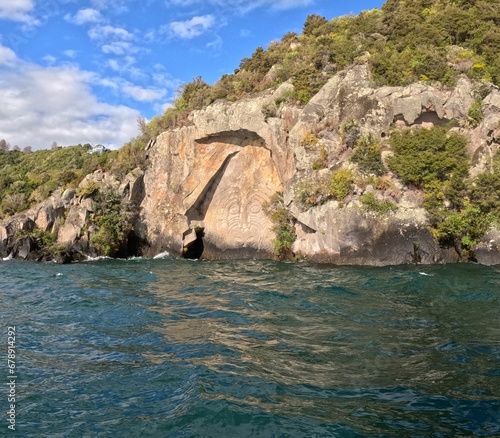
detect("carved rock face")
(201, 145), (281, 255)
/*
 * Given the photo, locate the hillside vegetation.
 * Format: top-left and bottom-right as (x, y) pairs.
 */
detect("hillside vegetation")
(0, 134), (147, 219)
(147, 0), (499, 134)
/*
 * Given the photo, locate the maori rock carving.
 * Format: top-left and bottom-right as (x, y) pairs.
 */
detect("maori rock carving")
(188, 145), (282, 255)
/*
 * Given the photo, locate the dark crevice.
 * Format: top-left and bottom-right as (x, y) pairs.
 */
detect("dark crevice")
(413, 112), (450, 126)
(185, 151), (239, 221)
(195, 129), (266, 148)
(182, 227), (205, 259)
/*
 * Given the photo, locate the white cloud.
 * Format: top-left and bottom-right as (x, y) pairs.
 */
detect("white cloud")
(168, 15), (215, 39)
(42, 55), (57, 64)
(63, 50), (77, 59)
(206, 35), (222, 51)
(65, 8), (102, 25)
(102, 41), (138, 56)
(0, 45), (17, 65)
(271, 0), (314, 9)
(123, 84), (166, 102)
(88, 25), (134, 42)
(87, 24), (139, 56)
(90, 0), (129, 13)
(166, 0), (313, 12)
(0, 44), (139, 150)
(106, 56), (136, 73)
(0, 0), (35, 22)
(152, 72), (180, 89)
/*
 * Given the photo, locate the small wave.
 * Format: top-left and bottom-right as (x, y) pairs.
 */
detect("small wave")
(419, 272), (433, 276)
(2, 253), (14, 261)
(153, 251), (170, 259)
(84, 255), (112, 262)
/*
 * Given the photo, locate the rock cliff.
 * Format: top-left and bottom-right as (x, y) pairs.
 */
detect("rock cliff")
(1, 64), (499, 265)
(139, 64), (500, 265)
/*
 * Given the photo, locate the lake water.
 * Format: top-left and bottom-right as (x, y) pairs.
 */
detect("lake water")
(1, 258), (499, 437)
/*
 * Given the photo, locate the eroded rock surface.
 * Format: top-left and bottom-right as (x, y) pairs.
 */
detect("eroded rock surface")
(140, 64), (500, 264)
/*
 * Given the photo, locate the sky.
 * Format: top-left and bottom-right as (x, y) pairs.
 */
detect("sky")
(0, 0), (384, 150)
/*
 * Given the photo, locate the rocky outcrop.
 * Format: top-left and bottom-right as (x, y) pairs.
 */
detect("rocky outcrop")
(139, 64), (500, 265)
(0, 168), (145, 262)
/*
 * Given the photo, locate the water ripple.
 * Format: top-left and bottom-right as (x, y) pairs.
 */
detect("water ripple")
(1, 259), (499, 437)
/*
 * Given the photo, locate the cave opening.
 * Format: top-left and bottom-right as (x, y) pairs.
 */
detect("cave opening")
(182, 226), (205, 259)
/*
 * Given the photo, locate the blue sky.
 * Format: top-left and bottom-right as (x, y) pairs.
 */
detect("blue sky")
(0, 0), (383, 150)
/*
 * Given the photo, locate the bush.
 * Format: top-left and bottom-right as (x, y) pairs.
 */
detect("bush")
(295, 178), (328, 209)
(360, 192), (397, 214)
(89, 187), (136, 257)
(0, 145), (116, 219)
(329, 168), (354, 202)
(263, 192), (296, 260)
(468, 98), (483, 127)
(351, 135), (385, 175)
(435, 202), (491, 254)
(312, 146), (328, 170)
(469, 153), (500, 220)
(388, 127), (468, 190)
(261, 103), (277, 119)
(76, 181), (100, 199)
(341, 121), (361, 149)
(301, 131), (319, 148)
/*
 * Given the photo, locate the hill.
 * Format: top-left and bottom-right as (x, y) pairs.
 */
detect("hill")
(145, 0), (500, 134)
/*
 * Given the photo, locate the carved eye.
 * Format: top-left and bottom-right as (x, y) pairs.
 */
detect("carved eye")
(249, 203), (261, 214)
(228, 204), (240, 215)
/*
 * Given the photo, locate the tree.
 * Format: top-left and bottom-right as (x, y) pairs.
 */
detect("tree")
(51, 141), (58, 150)
(23, 146), (32, 154)
(13, 145), (20, 151)
(303, 14), (329, 36)
(0, 139), (9, 151)
(137, 116), (148, 137)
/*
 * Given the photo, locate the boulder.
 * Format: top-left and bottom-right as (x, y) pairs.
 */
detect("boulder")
(13, 236), (37, 260)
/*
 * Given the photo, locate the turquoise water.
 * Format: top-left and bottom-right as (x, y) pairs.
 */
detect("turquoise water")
(1, 258), (499, 437)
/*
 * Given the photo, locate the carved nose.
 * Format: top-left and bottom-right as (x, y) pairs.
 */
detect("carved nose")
(240, 203), (249, 229)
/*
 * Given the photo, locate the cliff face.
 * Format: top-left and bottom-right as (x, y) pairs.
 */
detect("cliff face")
(139, 64), (500, 265)
(140, 85), (296, 259)
(1, 64), (499, 265)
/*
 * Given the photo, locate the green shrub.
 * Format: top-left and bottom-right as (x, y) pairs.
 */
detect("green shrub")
(351, 135), (385, 175)
(0, 145), (117, 218)
(388, 127), (468, 190)
(360, 192), (397, 214)
(263, 192), (296, 260)
(89, 187), (135, 257)
(312, 146), (328, 170)
(469, 153), (500, 220)
(16, 226), (58, 250)
(295, 178), (329, 209)
(434, 202), (491, 254)
(341, 120), (361, 149)
(329, 168), (353, 202)
(301, 131), (319, 148)
(468, 98), (483, 127)
(261, 103), (277, 119)
(76, 181), (100, 199)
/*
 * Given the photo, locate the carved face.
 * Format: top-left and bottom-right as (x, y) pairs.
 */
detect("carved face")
(218, 187), (270, 246)
(203, 146), (282, 250)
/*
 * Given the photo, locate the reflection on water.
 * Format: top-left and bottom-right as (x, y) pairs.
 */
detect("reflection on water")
(144, 261), (500, 436)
